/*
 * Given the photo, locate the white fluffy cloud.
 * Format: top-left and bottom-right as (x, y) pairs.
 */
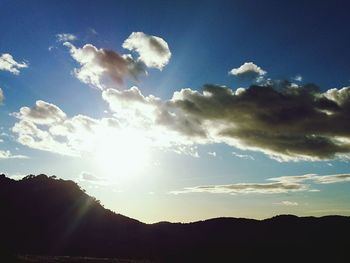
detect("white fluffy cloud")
(0, 53), (28, 75)
(12, 88), (202, 158)
(64, 42), (146, 89)
(171, 173), (350, 195)
(12, 101), (108, 156)
(122, 32), (171, 70)
(229, 62), (266, 79)
(12, 119), (77, 156)
(323, 87), (350, 106)
(64, 32), (171, 89)
(56, 33), (77, 42)
(14, 100), (67, 124)
(12, 98), (149, 157)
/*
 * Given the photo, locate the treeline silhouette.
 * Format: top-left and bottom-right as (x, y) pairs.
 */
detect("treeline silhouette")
(0, 174), (349, 262)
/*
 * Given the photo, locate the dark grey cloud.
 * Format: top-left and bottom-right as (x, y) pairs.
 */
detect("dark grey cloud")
(100, 82), (350, 161)
(168, 83), (350, 161)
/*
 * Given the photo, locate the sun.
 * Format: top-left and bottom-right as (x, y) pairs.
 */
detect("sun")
(93, 128), (150, 179)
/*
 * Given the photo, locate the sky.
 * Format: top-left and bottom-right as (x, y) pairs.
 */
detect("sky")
(1, 0), (350, 223)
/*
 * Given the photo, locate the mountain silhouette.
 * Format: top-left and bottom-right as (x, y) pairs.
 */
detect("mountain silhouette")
(0, 174), (349, 263)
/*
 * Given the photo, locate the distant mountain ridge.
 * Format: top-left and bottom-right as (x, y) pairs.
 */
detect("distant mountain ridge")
(0, 174), (349, 263)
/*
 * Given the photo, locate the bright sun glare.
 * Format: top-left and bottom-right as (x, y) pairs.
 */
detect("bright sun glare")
(94, 128), (150, 179)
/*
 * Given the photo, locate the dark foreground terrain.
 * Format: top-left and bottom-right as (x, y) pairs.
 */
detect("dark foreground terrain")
(1, 174), (349, 263)
(16, 255), (151, 263)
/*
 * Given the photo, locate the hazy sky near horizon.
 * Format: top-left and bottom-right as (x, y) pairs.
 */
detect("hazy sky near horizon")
(1, 0), (350, 223)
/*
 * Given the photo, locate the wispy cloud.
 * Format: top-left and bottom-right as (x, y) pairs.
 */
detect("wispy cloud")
(0, 53), (28, 75)
(76, 171), (113, 186)
(56, 33), (77, 42)
(232, 151), (254, 160)
(208, 151), (216, 157)
(0, 88), (4, 104)
(275, 201), (299, 206)
(293, 74), (303, 82)
(0, 150), (28, 160)
(170, 173), (350, 195)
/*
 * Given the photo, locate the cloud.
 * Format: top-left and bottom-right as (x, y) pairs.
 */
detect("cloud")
(14, 100), (67, 124)
(0, 150), (28, 159)
(229, 62), (266, 80)
(208, 151), (216, 157)
(77, 172), (110, 186)
(323, 87), (350, 106)
(11, 82), (350, 162)
(64, 42), (146, 89)
(296, 174), (350, 184)
(101, 86), (161, 123)
(12, 101), (105, 157)
(232, 151), (254, 160)
(276, 201), (299, 206)
(293, 74), (303, 82)
(7, 174), (27, 180)
(267, 173), (350, 185)
(82, 83), (350, 161)
(101, 86), (207, 147)
(0, 88), (4, 104)
(12, 99), (154, 157)
(171, 173), (350, 195)
(171, 182), (307, 195)
(63, 32), (171, 90)
(88, 28), (98, 35)
(80, 172), (102, 181)
(12, 119), (77, 156)
(76, 172), (120, 187)
(166, 84), (350, 161)
(0, 53), (28, 75)
(122, 32), (171, 70)
(56, 33), (77, 42)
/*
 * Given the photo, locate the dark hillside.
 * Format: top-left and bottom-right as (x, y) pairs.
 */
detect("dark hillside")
(1, 174), (349, 262)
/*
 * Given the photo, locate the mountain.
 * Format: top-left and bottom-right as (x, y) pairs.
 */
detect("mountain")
(0, 174), (349, 263)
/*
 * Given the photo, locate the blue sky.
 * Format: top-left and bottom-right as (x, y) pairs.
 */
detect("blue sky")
(1, 0), (350, 223)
